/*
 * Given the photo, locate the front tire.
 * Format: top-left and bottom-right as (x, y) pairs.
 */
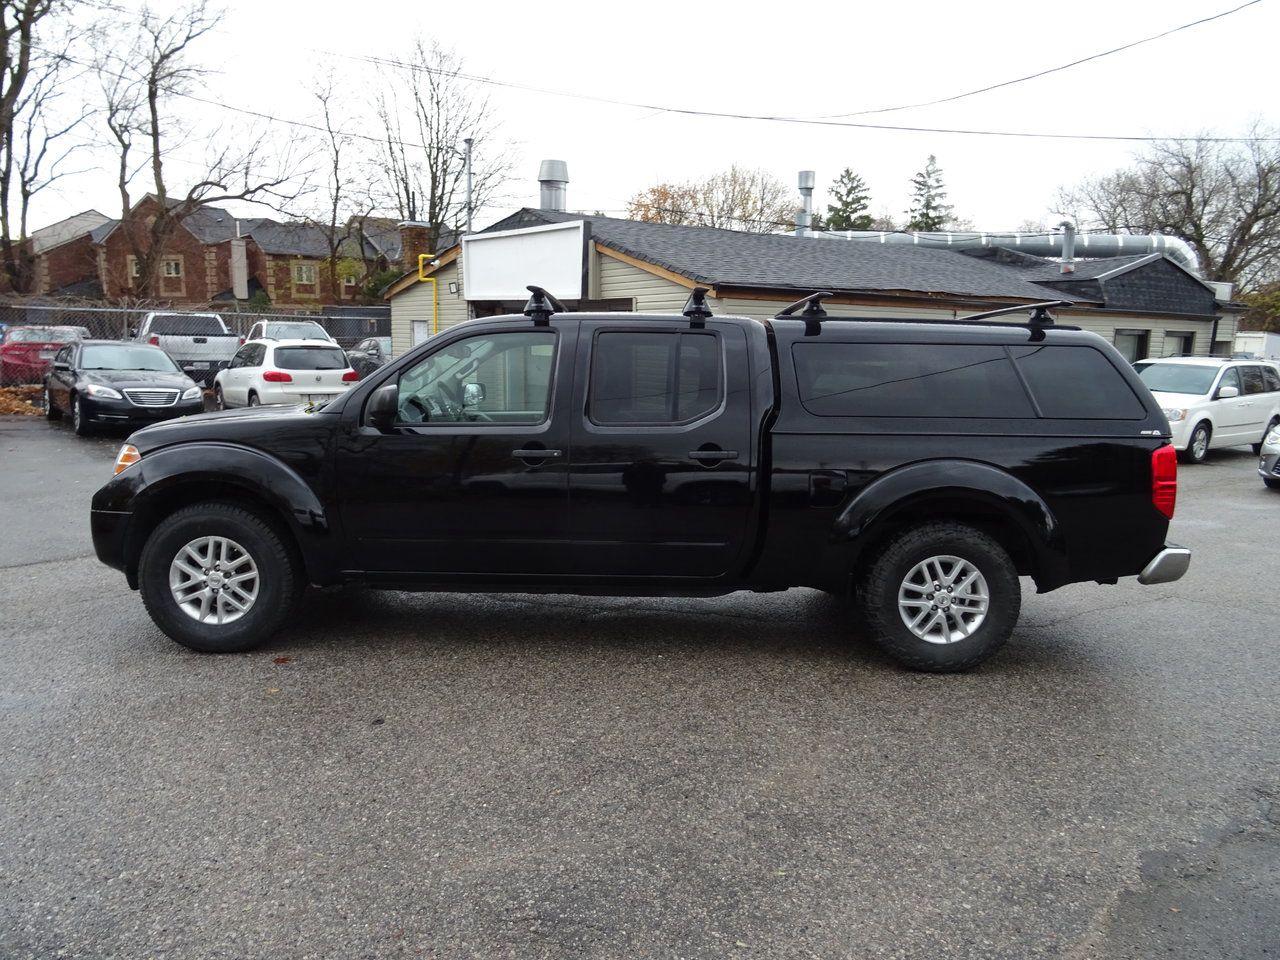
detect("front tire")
(71, 395), (91, 436)
(857, 522), (1021, 672)
(44, 386), (61, 420)
(138, 502), (303, 653)
(1181, 421), (1211, 464)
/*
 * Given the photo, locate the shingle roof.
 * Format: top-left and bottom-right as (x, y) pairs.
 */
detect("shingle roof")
(487, 209), (1096, 303)
(243, 220), (381, 259)
(31, 210), (111, 253)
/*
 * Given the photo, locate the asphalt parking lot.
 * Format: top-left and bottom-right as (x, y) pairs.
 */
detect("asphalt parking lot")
(1, 415), (1277, 960)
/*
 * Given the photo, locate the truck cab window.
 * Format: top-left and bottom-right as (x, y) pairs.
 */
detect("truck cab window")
(396, 331), (556, 425)
(589, 331), (722, 424)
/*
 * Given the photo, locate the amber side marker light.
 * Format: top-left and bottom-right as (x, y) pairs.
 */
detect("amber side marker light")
(113, 444), (140, 476)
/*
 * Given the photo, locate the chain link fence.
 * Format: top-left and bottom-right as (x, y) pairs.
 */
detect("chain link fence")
(0, 301), (389, 392)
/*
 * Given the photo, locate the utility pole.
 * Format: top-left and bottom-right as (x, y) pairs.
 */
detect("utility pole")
(464, 137), (474, 234)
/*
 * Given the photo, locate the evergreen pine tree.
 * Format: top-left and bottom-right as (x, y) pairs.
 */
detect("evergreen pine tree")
(824, 168), (874, 230)
(905, 155), (954, 231)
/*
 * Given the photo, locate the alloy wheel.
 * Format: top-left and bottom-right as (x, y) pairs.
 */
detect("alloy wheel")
(897, 555), (990, 644)
(168, 535), (260, 625)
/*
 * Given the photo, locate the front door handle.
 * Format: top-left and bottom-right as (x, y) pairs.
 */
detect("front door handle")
(512, 447), (562, 460)
(688, 449), (738, 461)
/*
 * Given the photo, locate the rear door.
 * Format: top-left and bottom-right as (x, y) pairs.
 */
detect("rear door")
(1239, 365), (1270, 437)
(565, 319), (754, 579)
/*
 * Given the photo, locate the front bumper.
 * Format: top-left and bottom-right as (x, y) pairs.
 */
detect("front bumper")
(82, 395), (205, 425)
(1165, 417), (1193, 451)
(1137, 544), (1192, 585)
(1259, 450), (1280, 481)
(91, 508), (130, 574)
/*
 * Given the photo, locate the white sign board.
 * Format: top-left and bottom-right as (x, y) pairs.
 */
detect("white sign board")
(462, 220), (586, 301)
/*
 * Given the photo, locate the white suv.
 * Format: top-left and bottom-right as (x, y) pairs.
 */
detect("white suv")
(213, 339), (357, 409)
(1134, 357), (1280, 463)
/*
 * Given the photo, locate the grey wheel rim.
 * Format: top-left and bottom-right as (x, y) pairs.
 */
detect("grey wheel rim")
(72, 397), (81, 430)
(898, 555), (990, 645)
(1192, 427), (1209, 459)
(169, 536), (260, 625)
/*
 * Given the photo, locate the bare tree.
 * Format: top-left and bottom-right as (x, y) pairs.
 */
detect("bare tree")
(307, 80), (364, 301)
(371, 39), (512, 252)
(0, 1), (91, 293)
(94, 1), (303, 300)
(628, 166), (796, 233)
(1055, 129), (1280, 289)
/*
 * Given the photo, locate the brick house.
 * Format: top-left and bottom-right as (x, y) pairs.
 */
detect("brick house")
(80, 194), (427, 307)
(0, 210), (112, 296)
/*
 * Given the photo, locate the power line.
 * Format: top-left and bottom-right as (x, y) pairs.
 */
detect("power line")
(333, 49), (1280, 144)
(815, 0), (1266, 118)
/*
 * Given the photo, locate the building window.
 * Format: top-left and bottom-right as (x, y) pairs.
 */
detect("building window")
(162, 258), (183, 278)
(343, 275), (356, 287)
(1113, 329), (1150, 365)
(293, 262), (317, 285)
(1164, 331), (1194, 357)
(129, 258), (140, 278)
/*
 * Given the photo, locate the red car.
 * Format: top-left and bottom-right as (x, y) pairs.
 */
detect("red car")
(1, 325), (91, 385)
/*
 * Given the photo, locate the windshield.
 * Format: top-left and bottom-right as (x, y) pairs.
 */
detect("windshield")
(81, 344), (179, 372)
(274, 345), (347, 370)
(268, 321), (329, 340)
(1134, 362), (1219, 396)
(6, 326), (84, 343)
(148, 315), (225, 335)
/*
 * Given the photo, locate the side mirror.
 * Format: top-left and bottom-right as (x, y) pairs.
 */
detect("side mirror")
(366, 382), (399, 432)
(128, 327), (138, 338)
(462, 382), (485, 407)
(1217, 385), (1240, 399)
(53, 360), (70, 371)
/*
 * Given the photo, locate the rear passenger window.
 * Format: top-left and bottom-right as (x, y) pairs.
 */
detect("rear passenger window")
(1263, 367), (1280, 392)
(791, 343), (1033, 418)
(590, 331), (722, 424)
(1240, 366), (1267, 395)
(1011, 345), (1146, 419)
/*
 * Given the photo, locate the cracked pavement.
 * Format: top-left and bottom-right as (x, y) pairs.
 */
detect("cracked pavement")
(1, 416), (1277, 959)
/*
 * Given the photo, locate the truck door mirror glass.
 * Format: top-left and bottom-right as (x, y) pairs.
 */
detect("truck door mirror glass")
(462, 382), (485, 407)
(1217, 385), (1239, 399)
(366, 382), (399, 432)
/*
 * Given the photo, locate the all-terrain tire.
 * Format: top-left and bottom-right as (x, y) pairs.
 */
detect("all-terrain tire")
(857, 522), (1021, 672)
(138, 501), (303, 653)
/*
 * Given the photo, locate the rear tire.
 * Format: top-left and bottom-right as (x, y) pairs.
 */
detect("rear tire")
(213, 384), (226, 410)
(44, 386), (61, 420)
(138, 501), (303, 653)
(1252, 417), (1279, 455)
(1180, 421), (1211, 464)
(857, 522), (1021, 672)
(247, 391), (260, 407)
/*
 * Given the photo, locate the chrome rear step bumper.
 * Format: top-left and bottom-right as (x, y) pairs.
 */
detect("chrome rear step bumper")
(1137, 545), (1192, 585)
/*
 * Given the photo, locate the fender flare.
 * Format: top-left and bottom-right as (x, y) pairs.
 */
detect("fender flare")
(110, 442), (335, 585)
(831, 459), (1070, 590)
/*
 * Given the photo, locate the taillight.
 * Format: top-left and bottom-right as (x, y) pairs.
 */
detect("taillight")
(238, 337), (245, 345)
(1151, 444), (1177, 519)
(262, 370), (292, 382)
(147, 334), (160, 346)
(341, 369), (359, 382)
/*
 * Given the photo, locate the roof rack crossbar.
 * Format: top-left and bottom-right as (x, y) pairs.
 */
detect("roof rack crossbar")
(776, 291), (834, 318)
(957, 300), (1072, 324)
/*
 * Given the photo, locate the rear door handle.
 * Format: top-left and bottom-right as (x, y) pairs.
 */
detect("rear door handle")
(512, 448), (562, 459)
(688, 449), (737, 461)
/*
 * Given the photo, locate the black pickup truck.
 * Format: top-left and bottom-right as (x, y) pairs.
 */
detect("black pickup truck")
(90, 289), (1189, 671)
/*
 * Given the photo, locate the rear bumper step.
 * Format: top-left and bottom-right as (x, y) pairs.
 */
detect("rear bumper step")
(1137, 544), (1191, 585)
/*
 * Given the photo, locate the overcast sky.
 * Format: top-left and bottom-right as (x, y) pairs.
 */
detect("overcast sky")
(37, 0), (1279, 233)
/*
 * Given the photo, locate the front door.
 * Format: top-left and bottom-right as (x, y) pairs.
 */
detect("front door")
(1212, 366), (1252, 441)
(333, 321), (577, 577)
(566, 319), (755, 580)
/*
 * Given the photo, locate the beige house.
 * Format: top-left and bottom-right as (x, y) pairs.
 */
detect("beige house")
(387, 209), (1241, 362)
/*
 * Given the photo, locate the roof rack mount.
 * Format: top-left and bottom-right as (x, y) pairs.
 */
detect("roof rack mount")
(523, 285), (566, 325)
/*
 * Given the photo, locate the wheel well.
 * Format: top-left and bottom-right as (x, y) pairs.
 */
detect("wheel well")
(123, 481), (302, 587)
(851, 495), (1038, 585)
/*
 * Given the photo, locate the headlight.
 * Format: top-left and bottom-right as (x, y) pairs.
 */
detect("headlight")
(1162, 407), (1187, 423)
(1266, 428), (1280, 447)
(113, 444), (140, 476)
(84, 383), (123, 400)
(181, 386), (202, 400)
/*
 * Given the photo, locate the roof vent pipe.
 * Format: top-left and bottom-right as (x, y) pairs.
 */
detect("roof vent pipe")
(538, 159), (569, 212)
(796, 170), (815, 237)
(1059, 221), (1075, 274)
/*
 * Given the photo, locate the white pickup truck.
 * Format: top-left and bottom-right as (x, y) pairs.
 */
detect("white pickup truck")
(131, 312), (239, 385)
